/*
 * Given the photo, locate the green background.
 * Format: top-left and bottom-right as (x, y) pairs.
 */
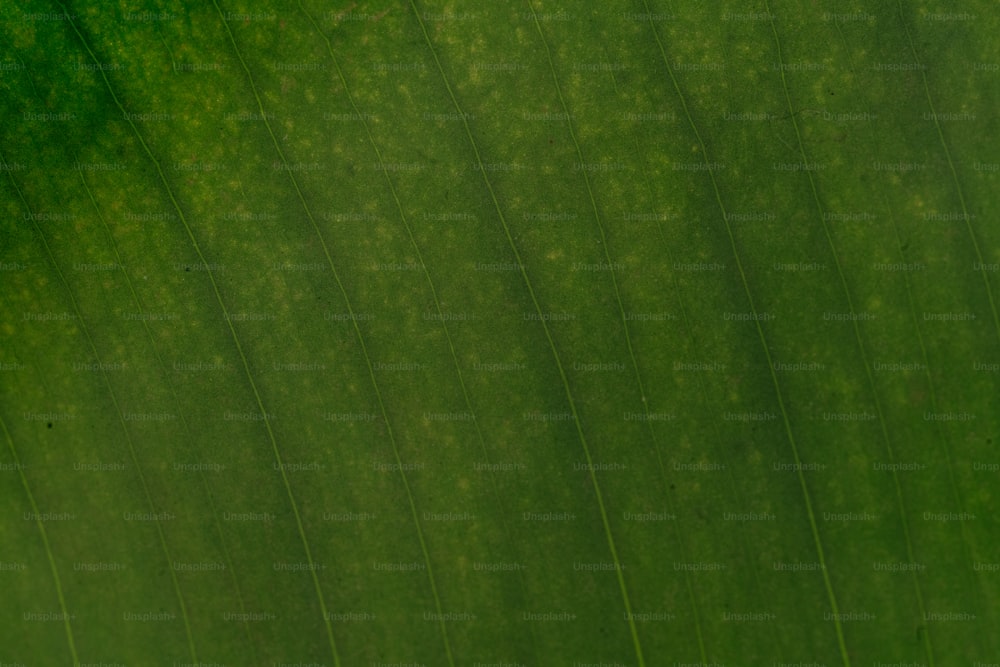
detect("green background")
(1, 1), (998, 665)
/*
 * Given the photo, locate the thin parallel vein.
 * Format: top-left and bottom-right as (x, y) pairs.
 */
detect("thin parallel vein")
(75, 164), (259, 662)
(635, 133), (783, 662)
(3, 150), (199, 664)
(764, 4), (936, 664)
(832, 18), (986, 649)
(209, 3), (453, 664)
(409, 3), (644, 665)
(625, 137), (707, 661)
(55, 4), (337, 663)
(158, 34), (177, 73)
(639, 1), (852, 665)
(871, 143), (966, 661)
(296, 0), (538, 656)
(526, 7), (645, 431)
(895, 0), (1000, 344)
(528, 5), (681, 662)
(0, 412), (78, 664)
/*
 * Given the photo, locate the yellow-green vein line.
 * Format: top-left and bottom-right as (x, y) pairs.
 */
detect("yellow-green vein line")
(528, 3), (689, 661)
(409, 2), (644, 664)
(296, 0), (541, 656)
(634, 134), (779, 661)
(4, 147), (199, 664)
(641, 1), (851, 663)
(834, 15), (985, 653)
(0, 414), (78, 665)
(764, 4), (936, 663)
(211, 2), (455, 663)
(895, 0), (1000, 345)
(57, 4), (335, 663)
(75, 163), (259, 662)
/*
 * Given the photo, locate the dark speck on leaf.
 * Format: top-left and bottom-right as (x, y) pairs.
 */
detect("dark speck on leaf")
(47, 422), (53, 428)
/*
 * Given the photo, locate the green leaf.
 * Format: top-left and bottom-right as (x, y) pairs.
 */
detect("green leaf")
(2, 1), (998, 665)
